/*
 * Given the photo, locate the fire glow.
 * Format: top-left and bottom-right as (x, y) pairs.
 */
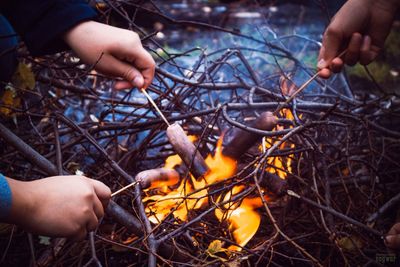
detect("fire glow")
(144, 95), (295, 252)
(265, 108), (295, 180)
(144, 136), (236, 224)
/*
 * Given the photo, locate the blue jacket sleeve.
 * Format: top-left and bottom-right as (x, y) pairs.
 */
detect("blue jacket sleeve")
(1, 0), (97, 56)
(0, 173), (12, 219)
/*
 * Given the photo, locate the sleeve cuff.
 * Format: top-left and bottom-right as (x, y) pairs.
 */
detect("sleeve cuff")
(25, 3), (97, 56)
(0, 173), (12, 219)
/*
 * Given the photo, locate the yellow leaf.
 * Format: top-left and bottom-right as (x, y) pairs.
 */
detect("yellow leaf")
(12, 63), (35, 90)
(0, 87), (20, 117)
(337, 236), (364, 251)
(207, 240), (224, 255)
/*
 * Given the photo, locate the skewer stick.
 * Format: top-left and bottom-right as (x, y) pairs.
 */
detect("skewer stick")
(141, 88), (171, 126)
(111, 181), (138, 197)
(273, 50), (347, 116)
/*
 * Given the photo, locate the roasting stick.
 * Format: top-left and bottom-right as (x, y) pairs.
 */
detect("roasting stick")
(273, 50), (347, 116)
(111, 88), (171, 197)
(111, 181), (139, 197)
(140, 88), (171, 126)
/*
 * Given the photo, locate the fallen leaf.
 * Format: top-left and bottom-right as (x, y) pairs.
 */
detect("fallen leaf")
(12, 63), (35, 90)
(0, 86), (21, 117)
(207, 240), (224, 255)
(337, 235), (364, 251)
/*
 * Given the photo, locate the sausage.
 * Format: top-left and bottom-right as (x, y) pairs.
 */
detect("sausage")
(166, 123), (209, 180)
(136, 168), (180, 189)
(222, 111), (277, 159)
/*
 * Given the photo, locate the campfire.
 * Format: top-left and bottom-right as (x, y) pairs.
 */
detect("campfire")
(0, 1), (399, 267)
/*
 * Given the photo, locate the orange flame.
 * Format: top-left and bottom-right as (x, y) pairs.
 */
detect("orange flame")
(146, 95), (296, 252)
(264, 108), (295, 180)
(263, 76), (297, 180)
(215, 186), (265, 251)
(144, 135), (237, 224)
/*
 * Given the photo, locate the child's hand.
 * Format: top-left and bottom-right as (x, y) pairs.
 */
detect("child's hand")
(63, 21), (155, 89)
(6, 176), (111, 240)
(317, 0), (399, 78)
(386, 223), (400, 250)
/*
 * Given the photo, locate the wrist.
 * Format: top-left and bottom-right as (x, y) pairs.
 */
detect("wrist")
(62, 20), (95, 47)
(4, 178), (36, 225)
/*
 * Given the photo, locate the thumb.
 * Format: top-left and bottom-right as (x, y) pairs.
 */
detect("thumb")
(318, 27), (343, 69)
(94, 53), (145, 89)
(91, 179), (111, 208)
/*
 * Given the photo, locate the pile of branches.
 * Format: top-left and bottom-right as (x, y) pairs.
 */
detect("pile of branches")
(0, 1), (399, 266)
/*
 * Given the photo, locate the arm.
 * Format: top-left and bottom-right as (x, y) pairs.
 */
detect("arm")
(1, 174), (111, 240)
(317, 0), (400, 78)
(1, 1), (155, 89)
(0, 0), (97, 56)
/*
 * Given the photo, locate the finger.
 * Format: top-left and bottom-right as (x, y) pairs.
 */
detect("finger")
(360, 35), (372, 65)
(72, 229), (87, 241)
(330, 57), (344, 73)
(91, 179), (111, 208)
(345, 33), (362, 66)
(112, 45), (155, 89)
(93, 194), (105, 219)
(317, 45), (325, 63)
(385, 234), (400, 250)
(388, 223), (400, 236)
(318, 68), (332, 79)
(86, 211), (99, 232)
(318, 25), (343, 69)
(135, 48), (156, 89)
(114, 80), (134, 90)
(94, 53), (145, 88)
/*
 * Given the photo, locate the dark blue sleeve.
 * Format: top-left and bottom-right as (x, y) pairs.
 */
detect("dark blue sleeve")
(1, 0), (97, 56)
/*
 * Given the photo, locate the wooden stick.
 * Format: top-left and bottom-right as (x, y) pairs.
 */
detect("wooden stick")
(273, 73), (320, 116)
(111, 181), (139, 197)
(273, 50), (348, 116)
(141, 88), (171, 126)
(111, 168), (180, 197)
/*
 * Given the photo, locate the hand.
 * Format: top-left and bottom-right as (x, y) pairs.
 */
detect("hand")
(386, 223), (400, 250)
(63, 21), (155, 89)
(5, 175), (111, 240)
(317, 0), (399, 78)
